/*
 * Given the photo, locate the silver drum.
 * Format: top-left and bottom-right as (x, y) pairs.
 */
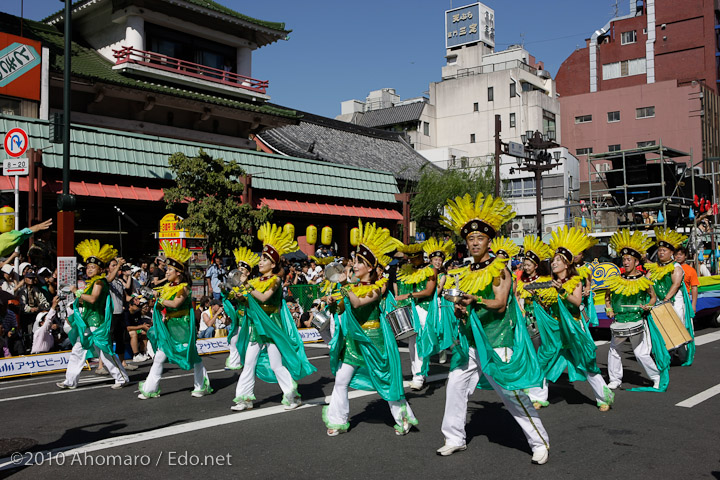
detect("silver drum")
(609, 320), (644, 337)
(311, 310), (331, 332)
(386, 306), (416, 340)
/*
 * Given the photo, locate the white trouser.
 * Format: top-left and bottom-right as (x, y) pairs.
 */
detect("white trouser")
(63, 333), (129, 387)
(608, 329), (660, 384)
(441, 347), (549, 452)
(141, 349), (209, 394)
(226, 332), (242, 369)
(672, 292), (685, 324)
(235, 342), (296, 403)
(407, 306), (428, 382)
(325, 362), (415, 428)
(528, 380), (548, 403)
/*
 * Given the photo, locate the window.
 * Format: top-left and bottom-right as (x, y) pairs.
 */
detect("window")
(608, 144), (621, 152)
(460, 157), (469, 168)
(146, 22), (236, 74)
(607, 111), (620, 122)
(423, 122), (429, 136)
(0, 96), (21, 116)
(473, 102), (479, 112)
(510, 82), (516, 98)
(636, 106), (655, 119)
(637, 140), (656, 147)
(543, 110), (556, 137)
(621, 30), (637, 45)
(509, 113), (516, 128)
(575, 114), (593, 124)
(602, 58), (646, 79)
(470, 134), (476, 143)
(488, 87), (494, 101)
(576, 147), (593, 155)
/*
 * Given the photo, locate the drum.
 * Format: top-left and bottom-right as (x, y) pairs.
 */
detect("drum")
(386, 306), (416, 340)
(609, 320), (644, 338)
(443, 288), (465, 304)
(311, 310), (331, 332)
(650, 303), (692, 350)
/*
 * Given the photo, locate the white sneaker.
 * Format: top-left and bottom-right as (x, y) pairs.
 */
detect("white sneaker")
(56, 382), (76, 390)
(111, 382), (125, 390)
(652, 378), (661, 389)
(608, 380), (621, 390)
(133, 353), (149, 363)
(231, 401), (253, 412)
(284, 399), (302, 411)
(436, 444), (467, 456)
(410, 380), (424, 391)
(531, 447), (549, 465)
(439, 351), (448, 364)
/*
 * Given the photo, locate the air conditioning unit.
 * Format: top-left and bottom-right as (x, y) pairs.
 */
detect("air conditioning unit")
(510, 232), (523, 239)
(537, 70), (551, 79)
(511, 220), (523, 232)
(544, 226), (553, 234)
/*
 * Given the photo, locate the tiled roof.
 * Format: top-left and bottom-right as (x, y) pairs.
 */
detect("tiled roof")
(0, 116), (399, 203)
(354, 102), (427, 128)
(258, 111), (437, 182)
(0, 12), (298, 119)
(42, 0), (289, 34)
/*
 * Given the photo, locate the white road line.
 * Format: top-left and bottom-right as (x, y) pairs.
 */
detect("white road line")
(694, 330), (720, 346)
(676, 383), (720, 408)
(594, 340), (609, 346)
(0, 372), (450, 471)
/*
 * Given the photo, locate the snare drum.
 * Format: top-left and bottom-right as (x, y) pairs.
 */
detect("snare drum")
(650, 303), (692, 350)
(386, 306), (416, 340)
(609, 320), (644, 338)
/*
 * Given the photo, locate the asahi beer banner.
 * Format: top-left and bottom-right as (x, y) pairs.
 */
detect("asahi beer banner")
(0, 351), (87, 379)
(298, 328), (323, 343)
(196, 336), (230, 355)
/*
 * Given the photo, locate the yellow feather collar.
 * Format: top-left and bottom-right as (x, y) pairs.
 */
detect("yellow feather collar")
(83, 274), (107, 294)
(448, 256), (508, 295)
(605, 274), (654, 296)
(560, 275), (582, 296)
(577, 265), (591, 280)
(158, 282), (187, 301)
(350, 277), (388, 298)
(397, 264), (435, 285)
(645, 262), (676, 282)
(248, 275), (279, 293)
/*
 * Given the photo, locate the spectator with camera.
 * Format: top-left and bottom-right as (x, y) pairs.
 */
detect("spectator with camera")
(126, 295), (150, 362)
(205, 255), (226, 300)
(30, 296), (60, 354)
(1, 264), (18, 295)
(199, 299), (223, 338)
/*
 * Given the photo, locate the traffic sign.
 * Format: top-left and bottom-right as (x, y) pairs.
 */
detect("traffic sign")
(3, 158), (29, 176)
(508, 141), (525, 158)
(3, 128), (29, 158)
(415, 232), (426, 242)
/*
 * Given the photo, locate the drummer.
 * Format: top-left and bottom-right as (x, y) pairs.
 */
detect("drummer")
(394, 241), (437, 391)
(604, 230), (664, 391)
(645, 227), (696, 366)
(436, 193), (550, 464)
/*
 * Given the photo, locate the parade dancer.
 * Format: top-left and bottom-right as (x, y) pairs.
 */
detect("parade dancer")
(645, 227), (695, 366)
(425, 237), (456, 364)
(324, 220), (418, 436)
(533, 226), (614, 411)
(395, 241), (437, 390)
(515, 235), (554, 409)
(58, 239), (129, 390)
(574, 236), (599, 327)
(436, 194), (549, 464)
(138, 241), (212, 399)
(232, 223), (316, 412)
(604, 230), (667, 391)
(222, 247), (260, 370)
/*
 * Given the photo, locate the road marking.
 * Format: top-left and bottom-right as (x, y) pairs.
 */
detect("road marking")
(694, 330), (720, 346)
(676, 383), (720, 408)
(0, 371), (449, 471)
(595, 340), (609, 346)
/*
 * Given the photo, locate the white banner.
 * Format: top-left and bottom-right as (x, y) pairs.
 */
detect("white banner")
(298, 328), (323, 343)
(196, 337), (230, 355)
(0, 351), (86, 379)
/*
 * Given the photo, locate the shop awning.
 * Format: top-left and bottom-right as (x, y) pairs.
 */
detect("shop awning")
(0, 177), (164, 201)
(260, 198), (403, 220)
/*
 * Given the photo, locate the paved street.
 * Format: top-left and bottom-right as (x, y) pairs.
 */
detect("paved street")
(1, 324), (719, 479)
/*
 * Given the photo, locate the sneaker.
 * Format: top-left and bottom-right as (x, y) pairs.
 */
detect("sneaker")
(284, 399), (302, 411)
(56, 382), (76, 390)
(436, 444), (467, 456)
(608, 380), (621, 390)
(95, 367), (109, 375)
(598, 403), (611, 412)
(395, 418), (411, 436)
(132, 353), (149, 363)
(532, 402), (543, 410)
(123, 363), (138, 371)
(410, 380), (424, 391)
(111, 382), (126, 390)
(191, 389), (209, 398)
(651, 377), (661, 389)
(327, 428), (347, 437)
(231, 401), (253, 411)
(137, 393), (156, 400)
(439, 351), (448, 364)
(531, 447), (549, 465)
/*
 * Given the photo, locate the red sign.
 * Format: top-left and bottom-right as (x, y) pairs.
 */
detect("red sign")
(0, 34), (41, 102)
(4, 128), (28, 157)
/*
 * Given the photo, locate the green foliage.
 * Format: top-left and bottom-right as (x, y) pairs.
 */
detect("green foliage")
(410, 165), (497, 234)
(164, 150), (272, 254)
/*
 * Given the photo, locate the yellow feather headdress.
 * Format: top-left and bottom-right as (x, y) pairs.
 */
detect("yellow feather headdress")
(440, 193), (515, 239)
(490, 236), (520, 258)
(160, 240), (191, 271)
(258, 222), (298, 263)
(76, 239), (117, 267)
(356, 219), (401, 268)
(233, 246), (260, 272)
(423, 237), (455, 263)
(397, 241), (425, 256)
(609, 229), (654, 261)
(653, 227), (687, 251)
(310, 255), (336, 266)
(548, 226), (595, 264)
(523, 235), (552, 265)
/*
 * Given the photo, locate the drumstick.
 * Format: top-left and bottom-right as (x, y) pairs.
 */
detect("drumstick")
(619, 305), (643, 309)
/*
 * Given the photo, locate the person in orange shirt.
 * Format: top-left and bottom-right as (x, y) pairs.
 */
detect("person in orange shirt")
(674, 247), (699, 313)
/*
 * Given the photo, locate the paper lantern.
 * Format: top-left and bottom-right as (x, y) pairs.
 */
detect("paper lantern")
(306, 225), (317, 245)
(350, 227), (360, 247)
(321, 226), (333, 246)
(283, 223), (295, 239)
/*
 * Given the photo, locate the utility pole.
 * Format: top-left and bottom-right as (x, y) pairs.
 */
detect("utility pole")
(494, 115), (501, 197)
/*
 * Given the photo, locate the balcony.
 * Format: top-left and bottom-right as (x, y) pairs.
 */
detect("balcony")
(112, 47), (270, 101)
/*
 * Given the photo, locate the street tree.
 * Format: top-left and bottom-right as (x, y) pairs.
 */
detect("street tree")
(164, 149), (272, 254)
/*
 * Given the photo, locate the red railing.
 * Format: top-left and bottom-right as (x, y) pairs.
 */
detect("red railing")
(112, 46), (268, 94)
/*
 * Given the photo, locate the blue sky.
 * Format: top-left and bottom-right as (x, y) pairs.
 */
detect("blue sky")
(4, 0), (624, 117)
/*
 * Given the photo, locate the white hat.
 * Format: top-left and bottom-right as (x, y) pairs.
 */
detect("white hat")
(18, 262), (31, 276)
(0, 264), (13, 275)
(38, 267), (52, 276)
(33, 311), (48, 333)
